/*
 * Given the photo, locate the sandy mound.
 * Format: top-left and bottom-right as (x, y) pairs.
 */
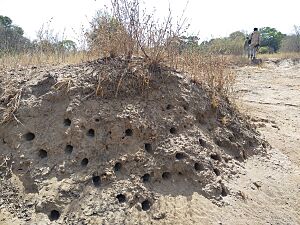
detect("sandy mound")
(0, 58), (267, 224)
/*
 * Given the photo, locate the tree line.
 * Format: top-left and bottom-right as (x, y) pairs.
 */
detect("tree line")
(179, 27), (300, 55)
(0, 15), (76, 56)
(1, 14), (300, 57)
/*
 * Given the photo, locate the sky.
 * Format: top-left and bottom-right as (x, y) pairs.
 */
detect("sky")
(1, 0), (300, 44)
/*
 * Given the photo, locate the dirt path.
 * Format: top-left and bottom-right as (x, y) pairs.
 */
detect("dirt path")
(226, 59), (300, 224)
(234, 59), (300, 165)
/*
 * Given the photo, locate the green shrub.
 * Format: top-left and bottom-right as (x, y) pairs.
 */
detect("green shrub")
(258, 46), (270, 54)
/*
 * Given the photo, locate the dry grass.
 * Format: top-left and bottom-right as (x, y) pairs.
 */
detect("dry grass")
(176, 51), (236, 94)
(0, 51), (97, 70)
(226, 55), (252, 66)
(53, 78), (74, 93)
(87, 0), (188, 68)
(85, 0), (235, 96)
(0, 0), (237, 113)
(0, 155), (12, 179)
(258, 52), (300, 60)
(226, 52), (300, 68)
(0, 89), (22, 125)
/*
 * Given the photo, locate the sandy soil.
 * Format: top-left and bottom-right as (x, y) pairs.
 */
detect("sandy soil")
(135, 59), (300, 225)
(0, 58), (299, 225)
(110, 59), (300, 225)
(235, 59), (300, 165)
(127, 59), (300, 225)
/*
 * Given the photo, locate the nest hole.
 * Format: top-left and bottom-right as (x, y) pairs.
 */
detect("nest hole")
(81, 158), (89, 167)
(215, 139), (223, 147)
(199, 138), (206, 147)
(64, 118), (71, 126)
(198, 114), (206, 125)
(248, 140), (254, 147)
(116, 194), (126, 203)
(183, 105), (189, 111)
(175, 152), (186, 160)
(141, 200), (151, 211)
(213, 168), (221, 176)
(162, 172), (171, 180)
(38, 149), (47, 159)
(94, 118), (100, 122)
(144, 143), (152, 153)
(166, 104), (173, 110)
(87, 129), (95, 137)
(125, 128), (133, 136)
(114, 162), (122, 172)
(210, 153), (222, 161)
(194, 162), (204, 171)
(221, 185), (228, 197)
(142, 173), (150, 182)
(49, 210), (60, 221)
(65, 145), (73, 154)
(170, 127), (177, 134)
(92, 175), (101, 187)
(23, 132), (35, 141)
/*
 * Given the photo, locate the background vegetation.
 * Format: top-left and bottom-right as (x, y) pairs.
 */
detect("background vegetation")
(0, 0), (300, 96)
(1, 10), (300, 66)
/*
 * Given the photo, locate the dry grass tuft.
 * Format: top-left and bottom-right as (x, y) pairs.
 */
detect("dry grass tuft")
(1, 89), (22, 125)
(0, 155), (13, 179)
(0, 0), (236, 112)
(258, 52), (300, 60)
(85, 0), (235, 99)
(177, 51), (236, 94)
(86, 0), (188, 70)
(0, 51), (95, 70)
(53, 78), (74, 93)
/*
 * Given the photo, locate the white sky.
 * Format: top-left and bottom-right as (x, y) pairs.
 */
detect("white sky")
(1, 0), (300, 43)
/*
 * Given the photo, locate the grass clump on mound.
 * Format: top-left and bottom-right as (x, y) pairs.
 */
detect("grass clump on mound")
(86, 0), (235, 94)
(0, 0), (235, 125)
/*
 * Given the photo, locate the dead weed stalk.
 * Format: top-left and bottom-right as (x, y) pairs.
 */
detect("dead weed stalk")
(0, 155), (13, 179)
(1, 89), (22, 125)
(53, 78), (74, 93)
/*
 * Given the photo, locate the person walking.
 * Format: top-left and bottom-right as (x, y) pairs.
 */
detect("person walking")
(244, 36), (251, 59)
(249, 28), (260, 60)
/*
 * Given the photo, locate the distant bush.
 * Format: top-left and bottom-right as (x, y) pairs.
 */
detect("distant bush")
(280, 26), (300, 53)
(199, 31), (245, 55)
(86, 0), (191, 69)
(258, 46), (273, 54)
(259, 27), (285, 53)
(0, 15), (31, 54)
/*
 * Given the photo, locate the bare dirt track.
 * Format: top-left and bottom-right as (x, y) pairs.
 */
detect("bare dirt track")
(235, 59), (300, 165)
(226, 59), (300, 224)
(0, 58), (299, 225)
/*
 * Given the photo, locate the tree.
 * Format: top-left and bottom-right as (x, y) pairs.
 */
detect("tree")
(0, 15), (30, 54)
(57, 40), (77, 52)
(229, 31), (245, 40)
(259, 27), (285, 53)
(197, 31), (245, 55)
(176, 35), (200, 53)
(280, 25), (300, 52)
(0, 16), (12, 28)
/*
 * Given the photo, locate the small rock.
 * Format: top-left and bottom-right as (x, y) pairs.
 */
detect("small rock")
(253, 181), (262, 189)
(152, 212), (166, 220)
